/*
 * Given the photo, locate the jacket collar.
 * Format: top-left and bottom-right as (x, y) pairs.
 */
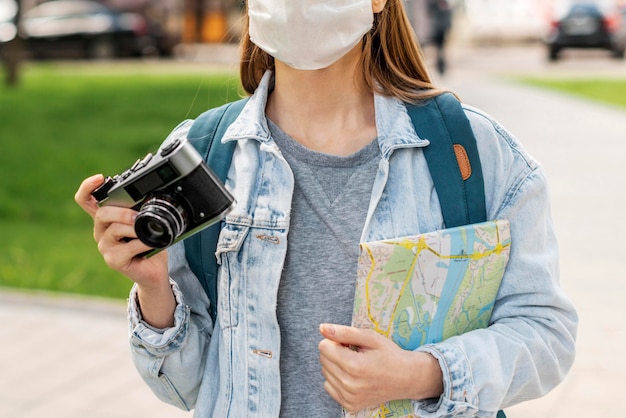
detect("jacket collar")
(222, 70), (429, 159)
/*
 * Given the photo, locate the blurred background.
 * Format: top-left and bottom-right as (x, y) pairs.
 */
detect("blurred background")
(1, 0), (626, 65)
(1, 1), (625, 417)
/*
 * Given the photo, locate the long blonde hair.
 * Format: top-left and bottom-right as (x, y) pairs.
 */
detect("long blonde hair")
(239, 0), (441, 103)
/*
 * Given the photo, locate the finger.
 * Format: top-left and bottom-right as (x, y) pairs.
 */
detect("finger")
(319, 342), (344, 380)
(93, 206), (137, 241)
(318, 331), (365, 379)
(323, 378), (350, 412)
(75, 174), (105, 218)
(320, 352), (359, 394)
(320, 356), (357, 411)
(320, 324), (381, 350)
(319, 338), (365, 394)
(98, 221), (137, 244)
(322, 364), (365, 413)
(98, 233), (152, 272)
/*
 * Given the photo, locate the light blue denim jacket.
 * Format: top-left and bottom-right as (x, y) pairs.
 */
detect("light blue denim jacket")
(128, 71), (577, 417)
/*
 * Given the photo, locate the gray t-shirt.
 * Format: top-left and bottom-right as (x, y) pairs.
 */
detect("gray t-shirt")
(268, 119), (381, 417)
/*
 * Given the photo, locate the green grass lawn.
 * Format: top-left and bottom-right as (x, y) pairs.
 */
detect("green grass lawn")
(517, 77), (626, 110)
(2, 62), (625, 300)
(1, 62), (241, 298)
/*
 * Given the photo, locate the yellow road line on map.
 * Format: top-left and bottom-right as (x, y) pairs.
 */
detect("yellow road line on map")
(364, 245), (385, 335)
(364, 239), (422, 338)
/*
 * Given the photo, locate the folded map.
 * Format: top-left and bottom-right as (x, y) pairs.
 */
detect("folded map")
(346, 220), (511, 418)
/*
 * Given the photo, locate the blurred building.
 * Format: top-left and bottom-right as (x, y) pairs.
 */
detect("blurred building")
(462, 0), (554, 43)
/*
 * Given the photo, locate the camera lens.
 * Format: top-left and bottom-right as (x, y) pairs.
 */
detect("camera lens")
(134, 197), (187, 249)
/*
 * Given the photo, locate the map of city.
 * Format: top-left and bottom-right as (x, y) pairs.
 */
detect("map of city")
(346, 220), (511, 418)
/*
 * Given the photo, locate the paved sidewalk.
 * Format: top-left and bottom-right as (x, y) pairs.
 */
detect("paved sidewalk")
(0, 290), (191, 418)
(2, 44), (625, 417)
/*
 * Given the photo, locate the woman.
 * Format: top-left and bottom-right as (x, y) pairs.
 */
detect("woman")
(75, 0), (577, 416)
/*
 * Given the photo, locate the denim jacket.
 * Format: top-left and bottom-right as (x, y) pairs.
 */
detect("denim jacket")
(128, 71), (577, 417)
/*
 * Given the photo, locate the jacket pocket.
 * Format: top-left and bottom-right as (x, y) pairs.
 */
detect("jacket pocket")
(215, 221), (250, 329)
(156, 369), (192, 411)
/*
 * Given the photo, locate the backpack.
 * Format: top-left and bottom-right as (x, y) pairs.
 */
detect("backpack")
(184, 93), (505, 417)
(184, 92), (487, 321)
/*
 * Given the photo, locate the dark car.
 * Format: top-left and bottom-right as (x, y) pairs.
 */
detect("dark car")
(546, 1), (626, 60)
(18, 0), (162, 59)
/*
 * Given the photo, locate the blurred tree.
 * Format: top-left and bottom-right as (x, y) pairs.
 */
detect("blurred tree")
(1, 0), (21, 87)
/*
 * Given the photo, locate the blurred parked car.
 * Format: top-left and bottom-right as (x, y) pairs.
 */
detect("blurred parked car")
(546, 0), (626, 60)
(18, 0), (172, 59)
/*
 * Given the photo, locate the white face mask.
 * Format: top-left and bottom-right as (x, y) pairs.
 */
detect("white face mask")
(248, 0), (374, 70)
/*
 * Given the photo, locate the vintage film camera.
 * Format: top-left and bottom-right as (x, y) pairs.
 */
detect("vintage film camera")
(91, 122), (236, 256)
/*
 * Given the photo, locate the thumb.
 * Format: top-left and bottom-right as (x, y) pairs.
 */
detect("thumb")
(320, 323), (381, 350)
(75, 173), (105, 218)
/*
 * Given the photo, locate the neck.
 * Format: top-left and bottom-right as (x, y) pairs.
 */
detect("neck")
(266, 45), (377, 156)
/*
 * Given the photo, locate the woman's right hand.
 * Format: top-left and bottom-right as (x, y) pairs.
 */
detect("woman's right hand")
(75, 174), (176, 328)
(74, 174), (169, 291)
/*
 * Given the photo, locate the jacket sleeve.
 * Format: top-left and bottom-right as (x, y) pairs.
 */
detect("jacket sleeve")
(128, 241), (214, 411)
(413, 109), (578, 417)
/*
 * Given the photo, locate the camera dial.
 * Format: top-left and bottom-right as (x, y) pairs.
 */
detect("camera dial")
(135, 196), (187, 249)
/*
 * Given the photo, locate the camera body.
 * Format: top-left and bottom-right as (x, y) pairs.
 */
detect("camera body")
(91, 123), (236, 256)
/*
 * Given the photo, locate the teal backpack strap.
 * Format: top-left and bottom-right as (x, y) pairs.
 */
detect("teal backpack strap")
(406, 93), (487, 228)
(184, 98), (248, 321)
(409, 94), (502, 416)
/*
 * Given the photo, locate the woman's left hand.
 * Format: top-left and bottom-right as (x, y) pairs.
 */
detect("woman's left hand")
(318, 323), (444, 413)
